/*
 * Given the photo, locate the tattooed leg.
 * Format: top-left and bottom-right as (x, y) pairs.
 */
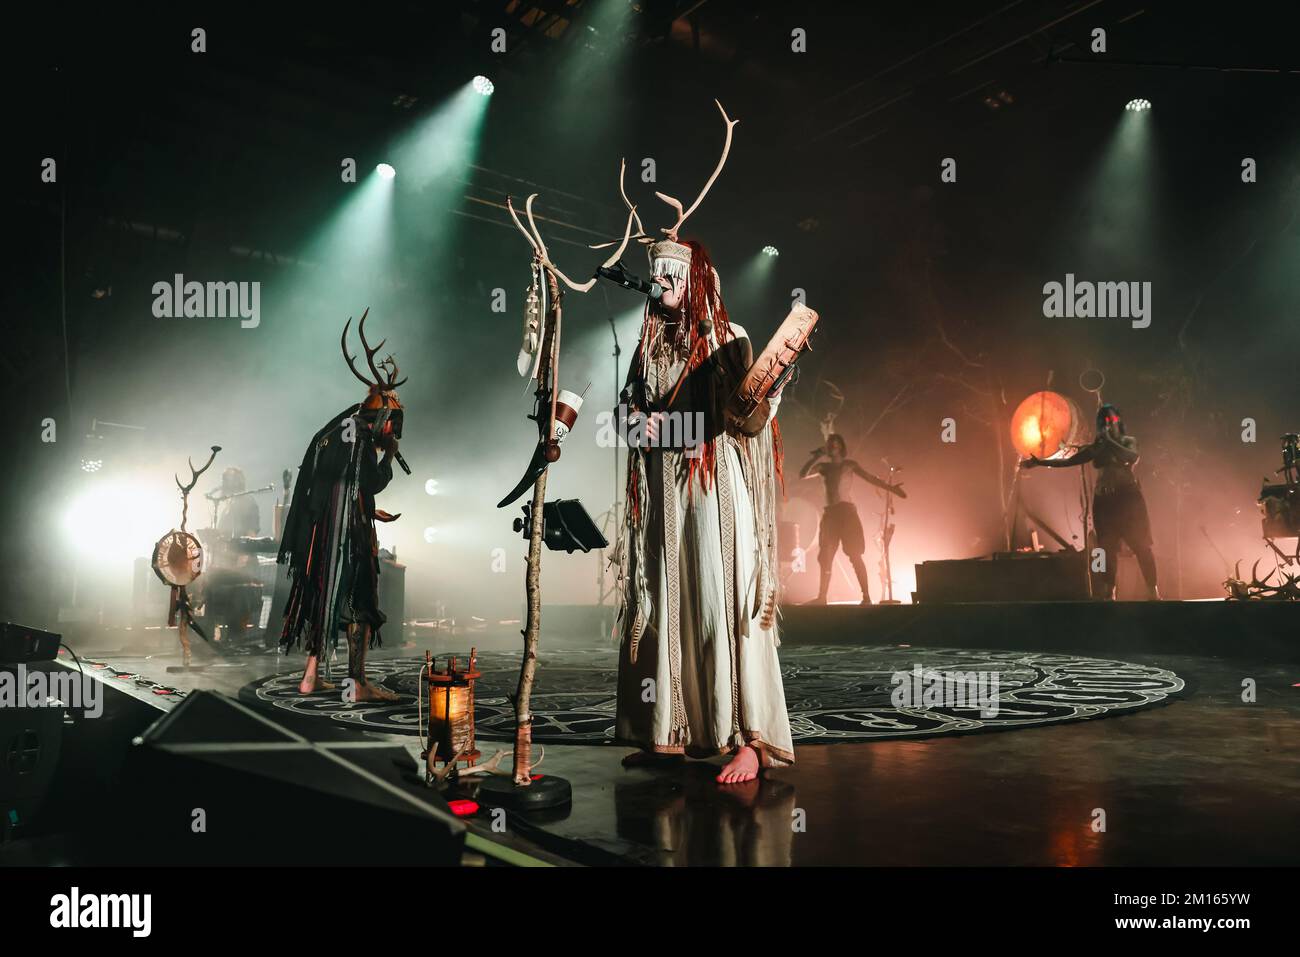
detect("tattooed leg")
(347, 624), (398, 702)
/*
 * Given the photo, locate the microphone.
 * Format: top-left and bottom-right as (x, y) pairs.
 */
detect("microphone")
(595, 262), (664, 301)
(394, 451), (411, 475)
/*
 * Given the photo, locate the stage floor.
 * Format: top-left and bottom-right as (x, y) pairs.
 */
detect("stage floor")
(56, 614), (1300, 867)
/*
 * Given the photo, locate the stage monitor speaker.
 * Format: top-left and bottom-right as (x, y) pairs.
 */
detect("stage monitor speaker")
(915, 550), (1091, 603)
(121, 690), (464, 865)
(0, 622), (60, 664)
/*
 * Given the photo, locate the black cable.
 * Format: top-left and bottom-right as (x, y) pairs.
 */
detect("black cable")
(59, 640), (84, 676)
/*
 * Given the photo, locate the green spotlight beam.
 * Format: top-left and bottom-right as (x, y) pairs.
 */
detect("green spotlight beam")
(305, 167), (395, 270)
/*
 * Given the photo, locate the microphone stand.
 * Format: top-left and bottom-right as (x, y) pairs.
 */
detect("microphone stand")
(595, 289), (623, 615)
(879, 460), (902, 604)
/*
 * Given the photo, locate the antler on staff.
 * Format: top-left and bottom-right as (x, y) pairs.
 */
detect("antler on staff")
(654, 99), (738, 241)
(506, 194), (598, 293)
(590, 157), (651, 257)
(176, 445), (221, 495)
(590, 156), (650, 250)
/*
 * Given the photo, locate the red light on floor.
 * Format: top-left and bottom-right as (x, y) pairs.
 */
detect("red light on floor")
(531, 774), (544, 780)
(447, 799), (479, 817)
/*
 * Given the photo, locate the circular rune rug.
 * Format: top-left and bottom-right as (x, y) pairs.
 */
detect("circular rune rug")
(245, 645), (1185, 744)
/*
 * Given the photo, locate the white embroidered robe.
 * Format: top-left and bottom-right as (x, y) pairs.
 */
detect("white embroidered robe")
(615, 322), (794, 767)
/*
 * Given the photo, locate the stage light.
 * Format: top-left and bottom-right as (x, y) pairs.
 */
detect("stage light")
(376, 163), (396, 179)
(1125, 98), (1151, 112)
(424, 478), (440, 496)
(472, 75), (494, 96)
(762, 245), (779, 257)
(62, 479), (174, 564)
(80, 459), (103, 474)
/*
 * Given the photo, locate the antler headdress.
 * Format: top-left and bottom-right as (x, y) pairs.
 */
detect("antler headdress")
(651, 99), (737, 245)
(589, 99), (738, 278)
(341, 308), (406, 399)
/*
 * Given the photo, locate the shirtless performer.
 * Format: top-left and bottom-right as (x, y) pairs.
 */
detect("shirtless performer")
(1021, 403), (1160, 599)
(277, 311), (406, 700)
(800, 433), (906, 605)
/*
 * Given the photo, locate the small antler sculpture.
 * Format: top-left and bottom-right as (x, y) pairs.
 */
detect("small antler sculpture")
(175, 445), (221, 532)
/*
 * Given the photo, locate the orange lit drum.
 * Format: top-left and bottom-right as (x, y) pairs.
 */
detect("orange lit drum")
(729, 302), (819, 421)
(1010, 391), (1087, 460)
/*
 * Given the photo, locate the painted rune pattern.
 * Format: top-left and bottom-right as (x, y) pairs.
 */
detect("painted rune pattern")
(248, 646), (1185, 743)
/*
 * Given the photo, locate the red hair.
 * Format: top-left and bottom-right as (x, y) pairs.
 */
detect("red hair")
(684, 240), (733, 347)
(637, 240), (784, 497)
(686, 240), (785, 496)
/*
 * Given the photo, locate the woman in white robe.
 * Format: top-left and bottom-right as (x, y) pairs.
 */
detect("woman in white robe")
(614, 238), (793, 782)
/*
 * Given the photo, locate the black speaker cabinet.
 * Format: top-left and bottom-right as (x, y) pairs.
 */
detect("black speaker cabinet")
(0, 622), (60, 664)
(0, 669), (64, 842)
(121, 690), (464, 865)
(915, 550), (1092, 603)
(379, 555), (405, 640)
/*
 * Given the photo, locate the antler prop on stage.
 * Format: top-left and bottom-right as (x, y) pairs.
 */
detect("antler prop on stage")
(1224, 558), (1300, 601)
(175, 445), (220, 533)
(154, 445), (222, 667)
(495, 188), (645, 798)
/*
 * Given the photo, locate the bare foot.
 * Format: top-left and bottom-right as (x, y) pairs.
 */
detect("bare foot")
(298, 675), (336, 694)
(621, 750), (683, 769)
(717, 745), (760, 784)
(351, 679), (399, 703)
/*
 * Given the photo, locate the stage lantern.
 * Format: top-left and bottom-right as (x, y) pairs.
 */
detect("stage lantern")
(1010, 391), (1085, 460)
(423, 650), (481, 768)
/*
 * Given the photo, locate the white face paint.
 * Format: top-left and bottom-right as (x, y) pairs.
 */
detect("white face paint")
(654, 274), (687, 311)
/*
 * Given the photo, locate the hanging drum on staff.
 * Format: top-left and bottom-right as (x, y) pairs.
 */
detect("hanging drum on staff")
(151, 446), (221, 668)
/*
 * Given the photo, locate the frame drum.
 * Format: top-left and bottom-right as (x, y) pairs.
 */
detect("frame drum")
(1010, 391), (1087, 460)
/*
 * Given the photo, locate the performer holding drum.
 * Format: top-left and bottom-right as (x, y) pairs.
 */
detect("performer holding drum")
(596, 102), (803, 783)
(1021, 403), (1160, 600)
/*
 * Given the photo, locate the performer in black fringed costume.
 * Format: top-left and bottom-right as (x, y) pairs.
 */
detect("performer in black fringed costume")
(278, 310), (406, 698)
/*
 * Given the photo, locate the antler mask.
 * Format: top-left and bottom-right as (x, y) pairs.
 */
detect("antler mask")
(341, 308), (406, 411)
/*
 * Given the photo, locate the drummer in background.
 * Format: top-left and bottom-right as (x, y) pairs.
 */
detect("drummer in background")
(215, 466), (260, 539)
(1021, 404), (1160, 600)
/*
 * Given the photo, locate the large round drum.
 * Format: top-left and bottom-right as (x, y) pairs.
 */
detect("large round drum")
(1010, 391), (1087, 460)
(151, 529), (205, 587)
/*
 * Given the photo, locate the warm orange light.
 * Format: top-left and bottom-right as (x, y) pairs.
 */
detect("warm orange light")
(425, 651), (481, 766)
(1010, 391), (1083, 459)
